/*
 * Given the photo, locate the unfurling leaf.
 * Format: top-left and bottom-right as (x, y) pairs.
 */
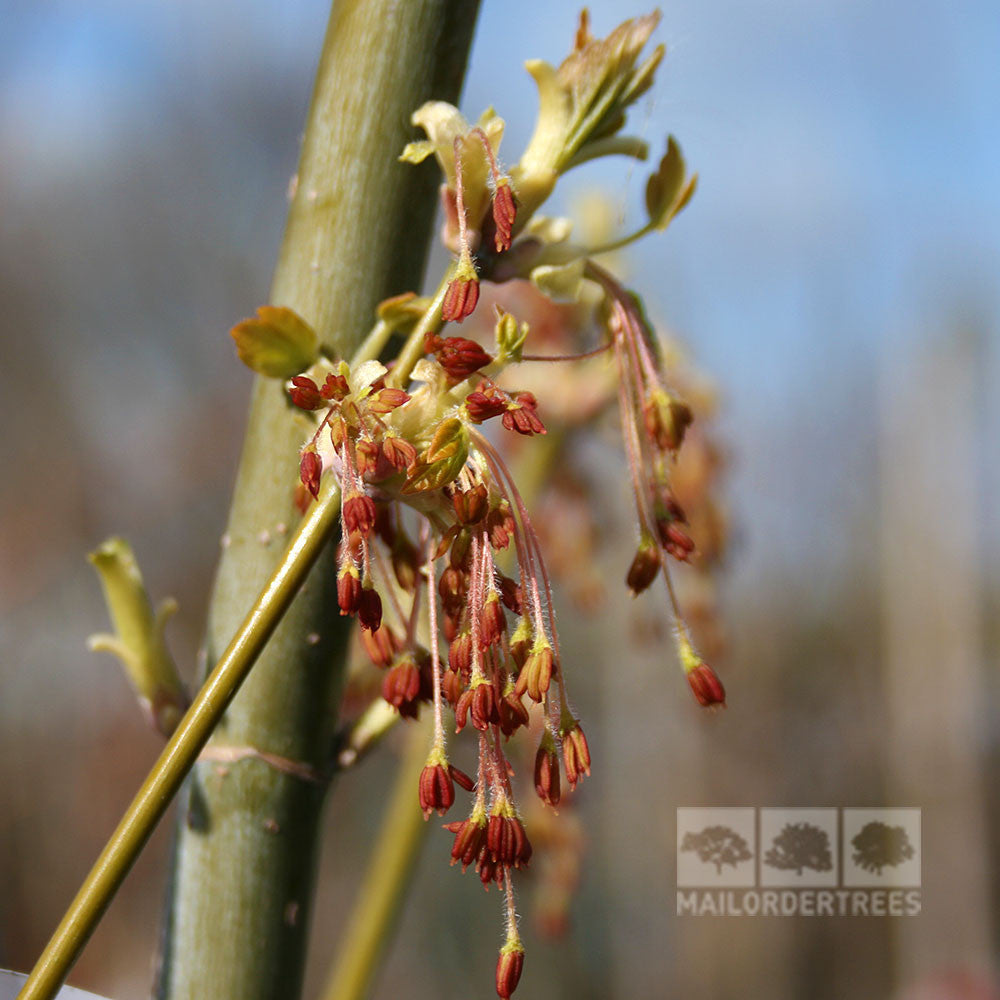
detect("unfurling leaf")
(530, 258), (585, 302)
(402, 418), (469, 494)
(230, 305), (318, 378)
(645, 136), (697, 231)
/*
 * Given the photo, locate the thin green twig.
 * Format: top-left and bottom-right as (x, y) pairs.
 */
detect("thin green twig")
(17, 484), (343, 1000)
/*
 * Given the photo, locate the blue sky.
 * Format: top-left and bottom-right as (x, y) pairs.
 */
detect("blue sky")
(2, 0), (998, 578)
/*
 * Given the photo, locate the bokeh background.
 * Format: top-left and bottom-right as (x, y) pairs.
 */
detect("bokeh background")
(2, 1), (999, 998)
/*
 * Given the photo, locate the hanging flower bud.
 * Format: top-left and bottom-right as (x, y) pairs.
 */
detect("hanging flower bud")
(442, 257), (480, 323)
(492, 179), (516, 252)
(479, 592), (506, 647)
(498, 575), (522, 615)
(643, 389), (692, 453)
(358, 585), (383, 632)
(686, 661), (726, 707)
(487, 808), (532, 868)
(452, 483), (489, 525)
(337, 564), (362, 616)
(499, 685), (530, 737)
(560, 717), (591, 789)
(445, 811), (488, 871)
(626, 532), (661, 594)
(496, 940), (525, 999)
(420, 754), (456, 818)
(361, 623), (399, 668)
(515, 639), (554, 703)
(343, 494), (377, 537)
(299, 450), (322, 499)
(382, 655), (421, 708)
(534, 732), (561, 807)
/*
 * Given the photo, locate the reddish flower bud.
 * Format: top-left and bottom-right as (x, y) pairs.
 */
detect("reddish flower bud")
(561, 719), (591, 789)
(515, 642), (554, 703)
(343, 494), (377, 537)
(643, 390), (693, 453)
(381, 436), (417, 472)
(687, 661), (726, 707)
(445, 813), (487, 871)
(337, 565), (362, 616)
(448, 631), (473, 676)
(320, 372), (350, 401)
(419, 760), (455, 818)
(492, 180), (516, 253)
(360, 623), (400, 668)
(435, 336), (493, 380)
(358, 586), (382, 632)
(487, 811), (532, 868)
(470, 681), (500, 731)
(354, 439), (381, 479)
(382, 656), (421, 708)
(441, 667), (464, 706)
(499, 688), (530, 737)
(441, 274), (480, 323)
(465, 389), (508, 423)
(477, 854), (502, 888)
(452, 483), (489, 525)
(496, 943), (525, 999)
(534, 735), (561, 807)
(498, 575), (522, 615)
(486, 502), (515, 550)
(479, 593), (506, 648)
(501, 392), (546, 436)
(450, 764), (475, 793)
(299, 450), (322, 499)
(367, 386), (410, 415)
(289, 376), (324, 410)
(626, 533), (661, 594)
(661, 521), (696, 562)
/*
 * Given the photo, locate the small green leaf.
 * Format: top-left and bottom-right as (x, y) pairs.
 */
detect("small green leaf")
(230, 305), (318, 378)
(530, 258), (585, 302)
(401, 418), (469, 494)
(645, 136), (697, 231)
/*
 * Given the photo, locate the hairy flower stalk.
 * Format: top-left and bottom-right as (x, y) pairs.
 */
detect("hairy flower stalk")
(228, 10), (723, 995)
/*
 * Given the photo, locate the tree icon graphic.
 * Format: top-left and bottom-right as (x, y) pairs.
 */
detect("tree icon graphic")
(851, 821), (916, 875)
(681, 825), (753, 874)
(764, 822), (833, 875)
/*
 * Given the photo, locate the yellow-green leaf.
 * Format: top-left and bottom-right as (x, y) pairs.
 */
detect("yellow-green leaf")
(530, 258), (585, 303)
(645, 136), (697, 231)
(230, 305), (318, 378)
(401, 418), (469, 494)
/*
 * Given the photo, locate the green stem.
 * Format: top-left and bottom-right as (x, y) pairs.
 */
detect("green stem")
(16, 485), (344, 1000)
(157, 4), (480, 1000)
(388, 269), (454, 389)
(320, 720), (433, 1000)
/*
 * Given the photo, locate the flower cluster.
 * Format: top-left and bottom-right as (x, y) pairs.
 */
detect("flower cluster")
(231, 12), (725, 997)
